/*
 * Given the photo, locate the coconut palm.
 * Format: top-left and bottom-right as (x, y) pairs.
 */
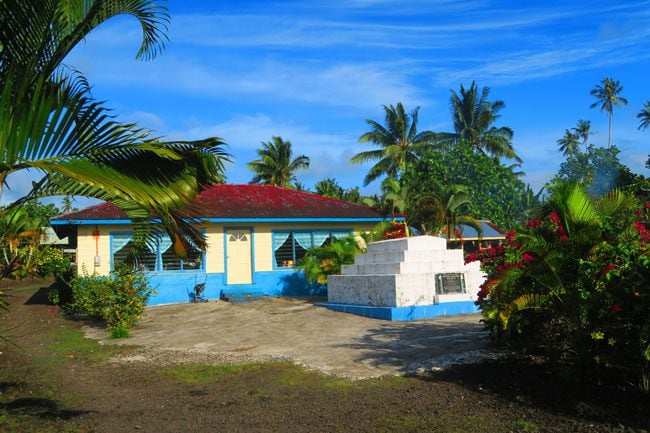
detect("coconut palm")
(409, 182), (482, 242)
(572, 119), (592, 145)
(557, 130), (580, 157)
(590, 77), (628, 148)
(0, 0), (230, 256)
(351, 103), (437, 186)
(449, 81), (521, 162)
(248, 136), (309, 188)
(638, 101), (650, 131)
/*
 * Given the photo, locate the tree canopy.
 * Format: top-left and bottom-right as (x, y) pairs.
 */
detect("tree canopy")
(404, 143), (536, 229)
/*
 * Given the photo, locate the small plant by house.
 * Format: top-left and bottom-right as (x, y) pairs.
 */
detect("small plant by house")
(61, 265), (154, 337)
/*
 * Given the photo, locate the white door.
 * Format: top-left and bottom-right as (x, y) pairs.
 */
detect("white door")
(226, 229), (252, 284)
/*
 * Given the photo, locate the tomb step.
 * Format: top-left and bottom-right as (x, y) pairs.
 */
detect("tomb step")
(354, 249), (460, 265)
(366, 236), (446, 253)
(341, 262), (468, 275)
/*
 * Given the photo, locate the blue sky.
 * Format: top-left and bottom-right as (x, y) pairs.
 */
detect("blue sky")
(5, 0), (650, 205)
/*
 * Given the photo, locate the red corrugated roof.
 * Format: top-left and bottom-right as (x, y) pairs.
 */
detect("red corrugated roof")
(52, 184), (383, 221)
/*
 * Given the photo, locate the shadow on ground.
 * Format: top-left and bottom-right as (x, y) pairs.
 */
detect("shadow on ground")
(337, 316), (494, 373)
(0, 382), (91, 420)
(429, 358), (650, 430)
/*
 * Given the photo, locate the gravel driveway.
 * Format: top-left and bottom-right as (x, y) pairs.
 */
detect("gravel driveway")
(84, 297), (495, 379)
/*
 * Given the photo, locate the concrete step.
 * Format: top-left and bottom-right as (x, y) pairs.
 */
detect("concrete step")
(354, 249), (461, 265)
(366, 236), (446, 254)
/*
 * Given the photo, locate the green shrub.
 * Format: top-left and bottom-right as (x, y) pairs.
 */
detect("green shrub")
(470, 183), (649, 390)
(37, 247), (71, 278)
(64, 265), (153, 333)
(298, 235), (364, 285)
(110, 324), (130, 339)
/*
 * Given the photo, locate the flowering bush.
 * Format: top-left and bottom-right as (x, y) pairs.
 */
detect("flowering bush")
(382, 221), (407, 239)
(470, 183), (650, 390)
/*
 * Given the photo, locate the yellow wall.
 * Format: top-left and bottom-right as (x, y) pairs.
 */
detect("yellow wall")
(76, 221), (377, 276)
(77, 224), (127, 276)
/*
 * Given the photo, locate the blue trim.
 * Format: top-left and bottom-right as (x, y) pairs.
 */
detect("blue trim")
(317, 301), (480, 321)
(206, 217), (396, 223)
(223, 226), (255, 285)
(52, 217), (398, 225)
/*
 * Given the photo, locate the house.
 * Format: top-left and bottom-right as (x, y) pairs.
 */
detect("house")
(50, 184), (390, 305)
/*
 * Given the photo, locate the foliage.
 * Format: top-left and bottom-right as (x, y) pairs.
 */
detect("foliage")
(0, 0), (230, 257)
(404, 143), (536, 229)
(298, 235), (364, 285)
(447, 81), (520, 162)
(638, 101), (650, 131)
(247, 136), (309, 187)
(382, 221), (407, 239)
(551, 145), (635, 197)
(470, 182), (650, 390)
(64, 265), (153, 332)
(351, 102), (437, 185)
(0, 206), (44, 278)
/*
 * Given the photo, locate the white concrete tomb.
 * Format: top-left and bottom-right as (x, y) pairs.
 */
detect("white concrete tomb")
(327, 236), (485, 308)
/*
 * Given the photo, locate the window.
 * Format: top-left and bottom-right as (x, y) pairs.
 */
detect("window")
(111, 232), (204, 272)
(272, 230), (352, 268)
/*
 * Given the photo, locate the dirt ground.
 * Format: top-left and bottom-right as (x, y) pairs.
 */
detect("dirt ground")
(83, 296), (496, 378)
(2, 280), (649, 433)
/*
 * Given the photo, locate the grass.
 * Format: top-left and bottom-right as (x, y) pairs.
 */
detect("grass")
(39, 324), (133, 367)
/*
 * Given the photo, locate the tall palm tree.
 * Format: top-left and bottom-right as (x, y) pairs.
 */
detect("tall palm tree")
(351, 103), (437, 186)
(248, 136), (309, 187)
(0, 0), (230, 256)
(638, 101), (650, 131)
(449, 81), (521, 162)
(572, 119), (592, 145)
(590, 77), (628, 148)
(557, 129), (580, 157)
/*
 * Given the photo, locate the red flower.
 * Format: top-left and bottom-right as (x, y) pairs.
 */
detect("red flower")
(549, 211), (560, 225)
(526, 219), (541, 229)
(556, 225), (569, 241)
(521, 252), (536, 263)
(506, 230), (517, 243)
(601, 263), (616, 276)
(610, 304), (622, 314)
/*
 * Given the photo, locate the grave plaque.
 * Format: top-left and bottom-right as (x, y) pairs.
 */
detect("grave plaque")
(435, 273), (465, 294)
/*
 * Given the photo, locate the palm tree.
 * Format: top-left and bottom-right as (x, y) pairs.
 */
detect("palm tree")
(248, 136), (309, 187)
(449, 81), (521, 162)
(590, 77), (628, 148)
(638, 101), (650, 131)
(315, 178), (344, 199)
(409, 182), (482, 243)
(572, 119), (592, 145)
(557, 129), (580, 157)
(351, 103), (437, 186)
(0, 0), (230, 256)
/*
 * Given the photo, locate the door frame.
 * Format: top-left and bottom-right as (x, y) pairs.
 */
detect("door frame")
(223, 226), (255, 285)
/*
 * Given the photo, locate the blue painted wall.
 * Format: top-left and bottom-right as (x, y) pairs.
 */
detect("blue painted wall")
(147, 269), (325, 305)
